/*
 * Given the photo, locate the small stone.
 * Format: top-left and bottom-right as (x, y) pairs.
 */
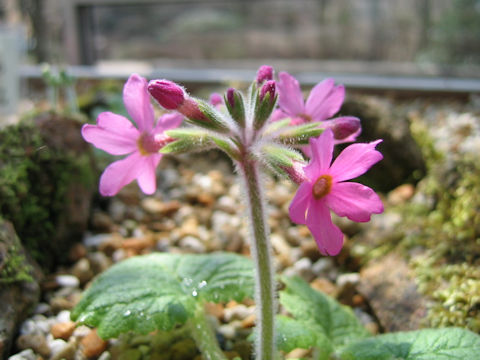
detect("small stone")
(217, 324), (236, 339)
(179, 236), (206, 253)
(83, 233), (112, 249)
(223, 305), (254, 321)
(81, 329), (108, 358)
(293, 257), (314, 282)
(300, 240), (321, 261)
(388, 183), (415, 205)
(216, 196), (237, 214)
(51, 321), (76, 340)
(71, 258), (94, 284)
(91, 210), (114, 232)
(88, 251), (113, 274)
(121, 236), (155, 253)
(56, 310), (72, 323)
(68, 243), (87, 262)
(205, 303), (224, 319)
(311, 258), (335, 277)
(16, 333), (50, 358)
(33, 303), (51, 315)
(7, 349), (36, 360)
(72, 325), (91, 339)
(50, 339), (76, 360)
(337, 273), (360, 289)
(310, 278), (337, 296)
(55, 275), (80, 288)
(241, 314), (256, 328)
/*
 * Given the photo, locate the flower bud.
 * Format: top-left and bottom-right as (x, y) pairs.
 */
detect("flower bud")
(325, 116), (361, 142)
(260, 80), (276, 103)
(148, 80), (185, 110)
(256, 65), (274, 84)
(282, 160), (308, 184)
(225, 88), (246, 128)
(209, 92), (223, 106)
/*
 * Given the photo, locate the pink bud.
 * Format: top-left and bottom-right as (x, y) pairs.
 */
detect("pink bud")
(260, 80), (276, 103)
(256, 65), (274, 84)
(226, 88), (236, 108)
(281, 160), (307, 184)
(328, 116), (361, 141)
(209, 92), (223, 106)
(148, 80), (185, 110)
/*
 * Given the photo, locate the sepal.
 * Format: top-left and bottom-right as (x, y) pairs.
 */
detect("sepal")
(224, 88), (246, 128)
(276, 123), (324, 145)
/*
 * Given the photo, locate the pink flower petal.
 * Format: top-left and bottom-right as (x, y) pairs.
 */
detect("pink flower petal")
(154, 113), (184, 134)
(277, 72), (305, 117)
(99, 152), (146, 196)
(306, 80), (345, 121)
(81, 112), (139, 155)
(123, 74), (155, 132)
(289, 182), (312, 224)
(269, 109), (289, 122)
(304, 129), (334, 180)
(326, 182), (384, 222)
(329, 140), (383, 182)
(136, 153), (162, 195)
(306, 198), (344, 256)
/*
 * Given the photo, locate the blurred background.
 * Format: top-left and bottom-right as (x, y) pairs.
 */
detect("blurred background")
(2, 0), (480, 86)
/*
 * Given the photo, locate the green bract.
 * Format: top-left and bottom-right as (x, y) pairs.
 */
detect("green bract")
(71, 252), (254, 339)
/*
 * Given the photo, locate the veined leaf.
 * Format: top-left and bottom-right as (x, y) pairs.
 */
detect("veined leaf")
(279, 276), (370, 350)
(339, 327), (480, 360)
(71, 252), (254, 339)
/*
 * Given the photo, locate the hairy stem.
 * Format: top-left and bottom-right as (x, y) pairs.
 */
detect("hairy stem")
(189, 306), (227, 360)
(238, 158), (277, 360)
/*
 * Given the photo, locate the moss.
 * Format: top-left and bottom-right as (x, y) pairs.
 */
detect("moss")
(0, 115), (95, 269)
(0, 218), (34, 284)
(352, 112), (480, 332)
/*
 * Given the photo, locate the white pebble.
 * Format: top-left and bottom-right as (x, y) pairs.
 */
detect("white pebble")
(8, 349), (36, 360)
(55, 275), (80, 288)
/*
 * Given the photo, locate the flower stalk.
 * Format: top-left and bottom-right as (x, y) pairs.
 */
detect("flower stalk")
(238, 157), (277, 360)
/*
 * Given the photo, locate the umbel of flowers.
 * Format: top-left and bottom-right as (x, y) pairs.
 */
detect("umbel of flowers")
(82, 66), (383, 359)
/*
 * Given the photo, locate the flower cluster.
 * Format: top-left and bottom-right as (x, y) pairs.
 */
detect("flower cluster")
(82, 66), (383, 256)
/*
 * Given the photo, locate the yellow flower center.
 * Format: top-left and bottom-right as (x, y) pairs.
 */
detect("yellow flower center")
(312, 174), (332, 199)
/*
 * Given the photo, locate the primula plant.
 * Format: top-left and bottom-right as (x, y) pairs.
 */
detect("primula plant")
(74, 66), (480, 359)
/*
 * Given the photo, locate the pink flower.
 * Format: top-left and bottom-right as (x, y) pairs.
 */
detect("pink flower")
(82, 74), (183, 196)
(275, 72), (361, 144)
(289, 129), (384, 256)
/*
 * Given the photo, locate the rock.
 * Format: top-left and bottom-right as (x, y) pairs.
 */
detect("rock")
(80, 329), (108, 358)
(358, 253), (427, 331)
(0, 114), (96, 270)
(0, 219), (42, 359)
(341, 96), (426, 192)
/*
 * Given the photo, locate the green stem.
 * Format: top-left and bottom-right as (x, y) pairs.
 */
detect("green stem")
(189, 306), (227, 360)
(238, 158), (277, 360)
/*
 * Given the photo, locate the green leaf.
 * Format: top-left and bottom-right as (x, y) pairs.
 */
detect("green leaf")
(339, 327), (480, 360)
(280, 276), (370, 350)
(276, 315), (332, 358)
(71, 252), (254, 339)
